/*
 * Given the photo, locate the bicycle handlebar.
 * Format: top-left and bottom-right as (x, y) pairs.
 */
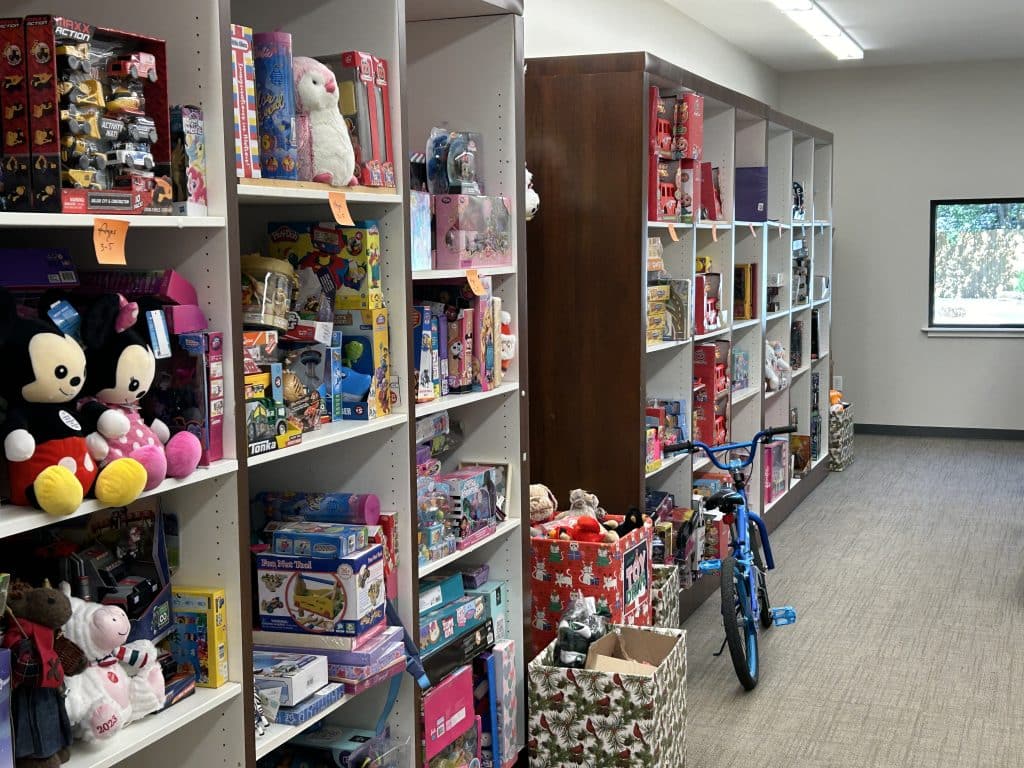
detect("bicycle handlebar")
(662, 425), (797, 472)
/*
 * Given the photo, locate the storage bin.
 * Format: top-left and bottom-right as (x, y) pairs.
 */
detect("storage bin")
(530, 520), (653, 650)
(829, 404), (854, 471)
(527, 625), (686, 767)
(651, 564), (680, 629)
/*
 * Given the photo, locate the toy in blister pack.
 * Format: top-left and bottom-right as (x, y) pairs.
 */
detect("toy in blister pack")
(334, 307), (391, 420)
(434, 195), (512, 269)
(426, 127), (484, 195)
(170, 104), (207, 215)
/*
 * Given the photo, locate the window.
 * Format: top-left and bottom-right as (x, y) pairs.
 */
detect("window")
(930, 199), (1024, 327)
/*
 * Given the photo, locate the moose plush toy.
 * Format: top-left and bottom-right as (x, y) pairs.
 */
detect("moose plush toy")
(293, 56), (357, 187)
(60, 587), (165, 743)
(0, 289), (146, 515)
(79, 295), (202, 490)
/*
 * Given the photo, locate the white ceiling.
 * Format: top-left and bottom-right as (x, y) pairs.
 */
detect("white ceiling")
(666, 0), (1024, 71)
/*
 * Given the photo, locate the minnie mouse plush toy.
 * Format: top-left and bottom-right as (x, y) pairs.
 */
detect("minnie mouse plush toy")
(0, 289), (146, 516)
(79, 294), (202, 489)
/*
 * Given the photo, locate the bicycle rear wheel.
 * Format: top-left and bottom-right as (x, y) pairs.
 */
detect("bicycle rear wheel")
(720, 556), (759, 690)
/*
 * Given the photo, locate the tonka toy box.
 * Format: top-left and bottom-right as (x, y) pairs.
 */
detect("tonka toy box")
(170, 586), (228, 688)
(255, 544), (385, 637)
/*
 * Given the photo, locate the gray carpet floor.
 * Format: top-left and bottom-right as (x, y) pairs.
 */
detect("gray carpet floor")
(681, 435), (1024, 768)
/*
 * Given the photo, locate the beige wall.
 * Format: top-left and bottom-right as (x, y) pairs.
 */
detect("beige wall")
(524, 0), (780, 105)
(780, 60), (1024, 429)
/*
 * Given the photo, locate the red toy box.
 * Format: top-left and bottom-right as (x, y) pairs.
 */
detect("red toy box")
(530, 518), (653, 650)
(676, 93), (704, 161)
(694, 273), (723, 334)
(0, 18), (32, 211)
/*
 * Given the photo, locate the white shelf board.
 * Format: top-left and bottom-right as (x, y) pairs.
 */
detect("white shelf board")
(419, 518), (521, 577)
(790, 477), (800, 490)
(767, 220), (792, 230)
(811, 220), (831, 227)
(813, 297), (831, 306)
(412, 265), (516, 280)
(415, 380), (518, 417)
(0, 459), (238, 539)
(696, 220), (733, 229)
(734, 220), (766, 228)
(0, 213), (225, 229)
(792, 303), (811, 313)
(65, 683), (242, 768)
(792, 365), (811, 379)
(766, 310), (789, 322)
(406, 0), (521, 21)
(812, 351), (830, 365)
(237, 181), (401, 206)
(764, 492), (785, 514)
(646, 338), (691, 354)
(647, 220), (693, 232)
(645, 452), (688, 480)
(765, 387), (788, 402)
(247, 414), (408, 467)
(731, 386), (761, 405)
(695, 327), (729, 342)
(812, 453), (829, 469)
(693, 455), (711, 472)
(732, 318), (759, 331)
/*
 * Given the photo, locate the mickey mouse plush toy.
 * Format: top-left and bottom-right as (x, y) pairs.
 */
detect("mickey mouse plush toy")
(79, 294), (202, 489)
(0, 289), (146, 515)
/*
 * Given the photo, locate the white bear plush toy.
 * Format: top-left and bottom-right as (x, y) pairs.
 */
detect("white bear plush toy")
(293, 56), (357, 187)
(525, 166), (540, 221)
(60, 586), (165, 742)
(764, 341), (791, 391)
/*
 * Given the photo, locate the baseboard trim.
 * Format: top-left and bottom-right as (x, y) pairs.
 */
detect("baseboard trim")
(855, 424), (1024, 440)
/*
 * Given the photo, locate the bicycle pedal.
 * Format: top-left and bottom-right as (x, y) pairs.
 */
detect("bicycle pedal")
(771, 606), (797, 626)
(698, 559), (721, 574)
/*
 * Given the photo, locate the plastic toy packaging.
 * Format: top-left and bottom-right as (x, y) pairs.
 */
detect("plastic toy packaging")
(554, 596), (609, 668)
(426, 127), (484, 195)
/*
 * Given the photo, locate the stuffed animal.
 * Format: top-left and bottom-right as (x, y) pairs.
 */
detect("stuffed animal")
(59, 587), (165, 743)
(293, 56), (357, 187)
(79, 295), (202, 490)
(529, 483), (558, 525)
(0, 289), (146, 516)
(764, 340), (791, 392)
(556, 488), (603, 520)
(613, 507), (645, 538)
(2, 581), (77, 768)
(573, 515), (619, 544)
(525, 166), (540, 221)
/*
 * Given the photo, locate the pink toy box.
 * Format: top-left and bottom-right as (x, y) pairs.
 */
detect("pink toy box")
(434, 194), (513, 269)
(422, 665), (475, 761)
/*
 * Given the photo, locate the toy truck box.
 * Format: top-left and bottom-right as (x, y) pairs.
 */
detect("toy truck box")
(245, 364), (302, 458)
(170, 104), (207, 215)
(0, 18), (32, 212)
(253, 650), (328, 706)
(256, 544), (385, 637)
(334, 307), (391, 421)
(434, 194), (513, 269)
(170, 586), (228, 688)
(319, 51), (395, 188)
(230, 24), (260, 178)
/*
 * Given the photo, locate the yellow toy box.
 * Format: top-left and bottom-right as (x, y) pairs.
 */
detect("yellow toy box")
(170, 586), (228, 688)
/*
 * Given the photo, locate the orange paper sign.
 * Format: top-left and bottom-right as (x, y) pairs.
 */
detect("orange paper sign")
(711, 222), (718, 242)
(328, 190), (354, 226)
(668, 223), (679, 242)
(93, 218), (129, 265)
(749, 223), (758, 238)
(466, 269), (486, 296)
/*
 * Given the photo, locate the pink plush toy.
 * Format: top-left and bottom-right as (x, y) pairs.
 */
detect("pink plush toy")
(79, 295), (202, 490)
(293, 55), (357, 187)
(59, 586), (164, 742)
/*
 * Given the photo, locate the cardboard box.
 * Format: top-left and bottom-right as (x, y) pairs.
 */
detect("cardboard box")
(252, 31), (297, 180)
(0, 18), (31, 212)
(255, 545), (386, 637)
(291, 725), (379, 766)
(170, 586), (228, 688)
(528, 627), (686, 767)
(172, 332), (223, 464)
(422, 664), (474, 761)
(490, 639), (518, 767)
(251, 622), (387, 654)
(735, 166), (768, 222)
(434, 194), (513, 269)
(424, 617), (495, 686)
(419, 593), (489, 656)
(253, 650), (328, 706)
(0, 248), (77, 289)
(334, 307), (391, 420)
(270, 521), (369, 558)
(651, 564), (681, 629)
(694, 273), (722, 334)
(419, 572), (465, 614)
(274, 682), (345, 726)
(170, 104), (207, 215)
(466, 580), (509, 641)
(677, 92), (704, 161)
(230, 24), (260, 178)
(410, 190), (433, 270)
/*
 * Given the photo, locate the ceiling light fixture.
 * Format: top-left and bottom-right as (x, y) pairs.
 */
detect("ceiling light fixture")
(770, 0), (864, 60)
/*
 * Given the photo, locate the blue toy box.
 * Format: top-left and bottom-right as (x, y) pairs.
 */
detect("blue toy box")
(419, 593), (489, 655)
(270, 521), (370, 558)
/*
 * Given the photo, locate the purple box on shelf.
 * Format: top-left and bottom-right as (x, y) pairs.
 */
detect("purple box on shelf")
(433, 194), (513, 269)
(735, 166), (768, 222)
(0, 248), (78, 289)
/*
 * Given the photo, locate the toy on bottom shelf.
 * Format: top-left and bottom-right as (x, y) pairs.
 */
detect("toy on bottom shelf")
(79, 294), (203, 490)
(0, 289), (146, 516)
(292, 56), (356, 187)
(2, 581), (75, 768)
(60, 588), (165, 743)
(169, 587), (228, 689)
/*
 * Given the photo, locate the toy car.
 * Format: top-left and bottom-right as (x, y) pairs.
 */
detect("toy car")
(66, 79), (104, 108)
(123, 115), (157, 143)
(62, 136), (107, 170)
(106, 88), (144, 115)
(107, 147), (154, 171)
(108, 52), (158, 83)
(56, 42), (90, 72)
(63, 168), (104, 190)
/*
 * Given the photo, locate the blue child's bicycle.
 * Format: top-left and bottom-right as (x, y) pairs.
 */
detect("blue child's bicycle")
(665, 426), (798, 690)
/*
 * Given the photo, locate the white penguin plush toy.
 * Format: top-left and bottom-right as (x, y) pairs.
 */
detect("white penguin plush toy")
(293, 56), (357, 187)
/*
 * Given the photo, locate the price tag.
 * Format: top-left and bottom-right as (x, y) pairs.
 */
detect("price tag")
(668, 223), (679, 242)
(466, 269), (486, 296)
(328, 190), (354, 226)
(777, 223), (783, 238)
(749, 223), (758, 238)
(711, 222), (718, 242)
(93, 218), (128, 265)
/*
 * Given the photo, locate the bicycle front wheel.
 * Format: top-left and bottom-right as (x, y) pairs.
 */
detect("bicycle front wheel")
(720, 556), (759, 690)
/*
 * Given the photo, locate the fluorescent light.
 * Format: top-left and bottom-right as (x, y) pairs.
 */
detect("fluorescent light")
(769, 0), (864, 60)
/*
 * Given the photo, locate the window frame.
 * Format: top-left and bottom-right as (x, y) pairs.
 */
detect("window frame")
(929, 196), (1024, 329)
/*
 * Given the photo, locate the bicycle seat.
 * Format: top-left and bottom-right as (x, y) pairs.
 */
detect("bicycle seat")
(704, 488), (743, 511)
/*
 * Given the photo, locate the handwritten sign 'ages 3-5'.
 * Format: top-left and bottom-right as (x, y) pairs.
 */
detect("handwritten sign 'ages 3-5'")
(92, 218), (129, 265)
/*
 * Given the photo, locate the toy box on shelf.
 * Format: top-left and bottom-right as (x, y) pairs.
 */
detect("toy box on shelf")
(230, 23), (260, 179)
(735, 166), (768, 222)
(0, 18), (31, 212)
(422, 664), (476, 763)
(169, 586), (229, 688)
(252, 31), (297, 180)
(528, 626), (686, 768)
(694, 273), (722, 334)
(253, 650), (328, 706)
(333, 307), (391, 420)
(253, 624), (403, 684)
(734, 263), (758, 321)
(24, 15), (174, 214)
(434, 194), (513, 269)
(529, 518), (653, 650)
(731, 348), (750, 392)
(170, 104), (207, 215)
(763, 438), (790, 504)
